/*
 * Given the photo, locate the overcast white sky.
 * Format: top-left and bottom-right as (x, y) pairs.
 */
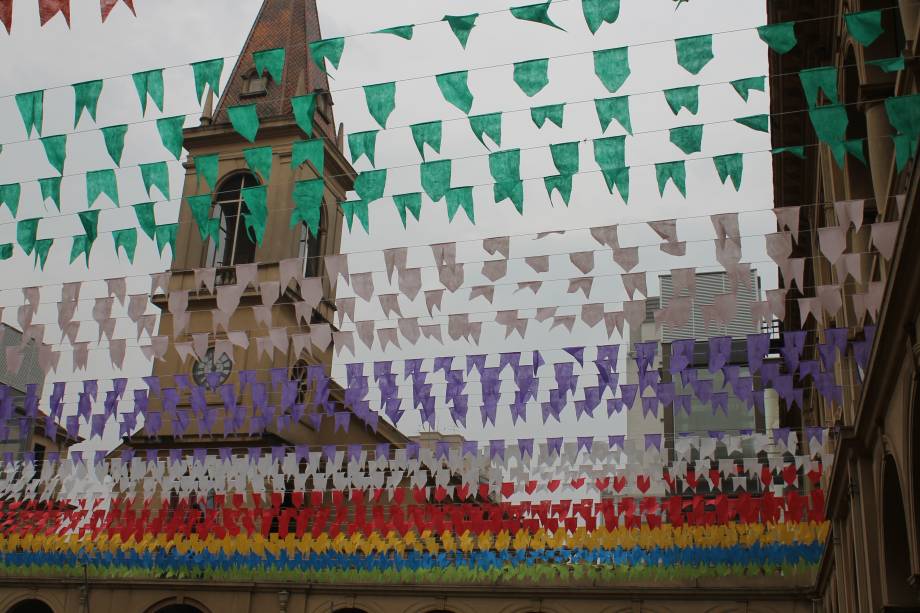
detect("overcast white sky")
(0, 0), (775, 450)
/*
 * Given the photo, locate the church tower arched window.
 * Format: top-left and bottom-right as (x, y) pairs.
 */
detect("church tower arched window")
(206, 172), (260, 268)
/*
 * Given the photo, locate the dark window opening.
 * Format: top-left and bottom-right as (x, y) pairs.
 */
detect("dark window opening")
(206, 173), (260, 268)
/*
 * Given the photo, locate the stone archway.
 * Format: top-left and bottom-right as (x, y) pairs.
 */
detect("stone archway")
(881, 455), (916, 605)
(6, 600), (54, 613)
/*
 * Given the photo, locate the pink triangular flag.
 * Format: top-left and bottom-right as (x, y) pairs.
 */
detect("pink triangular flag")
(774, 207), (801, 239)
(570, 251), (595, 274)
(398, 268), (422, 301)
(379, 294), (403, 318)
(612, 247), (638, 272)
(817, 226), (847, 265)
(356, 321), (375, 348)
(227, 331), (249, 348)
(425, 290), (444, 316)
(483, 237), (510, 258)
(648, 219), (677, 242)
(622, 272), (647, 299)
(383, 247), (407, 281)
(252, 305), (273, 328)
(101, 0), (135, 21)
(377, 328), (400, 350)
(420, 324), (443, 343)
(817, 285), (842, 317)
(623, 300), (646, 330)
(711, 213), (740, 240)
(834, 199), (864, 230)
(871, 221), (899, 261)
(525, 255), (549, 273)
(551, 315), (576, 331)
(298, 277), (323, 308)
(448, 314), (470, 341)
(590, 225), (619, 248)
(581, 304), (604, 328)
(603, 311), (624, 337)
(332, 331), (355, 355)
(431, 242), (457, 267)
(469, 285), (495, 303)
(279, 258), (302, 291)
(235, 263), (258, 290)
(72, 342), (89, 370)
(309, 324), (331, 352)
(350, 272), (374, 302)
(660, 241), (686, 256)
(482, 259), (507, 282)
(334, 297), (354, 327)
(398, 318), (420, 345)
(567, 277), (593, 298)
(536, 307), (556, 322)
(438, 264), (465, 292)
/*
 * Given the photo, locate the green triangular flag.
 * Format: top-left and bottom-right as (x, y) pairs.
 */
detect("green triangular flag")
(40, 135), (66, 174)
(375, 25), (414, 39)
(187, 194), (220, 244)
(675, 34), (713, 75)
(595, 96), (632, 134)
(73, 80), (103, 127)
(243, 145), (273, 181)
(421, 160), (452, 202)
(0, 244), (12, 260)
(892, 133), (918, 172)
(112, 228), (138, 262)
(494, 179), (524, 213)
(531, 103), (564, 128)
(713, 153), (743, 190)
(228, 104), (260, 142)
(489, 149), (523, 212)
(39, 177), (62, 210)
(133, 203), (157, 239)
(364, 82), (396, 128)
(33, 238), (52, 269)
(443, 14), (478, 48)
(410, 121), (442, 160)
(772, 145), (806, 159)
(157, 116), (185, 159)
(550, 141), (580, 175)
(544, 174), (573, 205)
(730, 76), (766, 101)
(670, 124), (703, 154)
(884, 94), (920, 137)
(845, 10), (883, 46)
(0, 184), (21, 217)
(240, 185), (268, 245)
(292, 178), (325, 237)
(799, 67), (838, 107)
(593, 136), (629, 201)
(340, 200), (370, 233)
(101, 124), (128, 165)
(392, 193), (422, 227)
(594, 47), (630, 93)
(582, 0), (619, 34)
(292, 140), (324, 173)
(867, 56), (905, 73)
(513, 58), (549, 97)
(253, 48), (285, 83)
(190, 58), (224, 102)
(15, 91), (43, 137)
(469, 113), (502, 147)
(154, 223), (178, 255)
(445, 186), (475, 223)
(17, 218), (40, 255)
(655, 160), (686, 196)
(70, 235), (91, 265)
(291, 94), (317, 137)
(132, 69), (164, 114)
(354, 169), (387, 203)
(78, 210), (100, 244)
(140, 162), (170, 199)
(834, 138), (866, 168)
(757, 22), (797, 54)
(735, 114), (770, 133)
(309, 37), (345, 74)
(510, 1), (563, 30)
(86, 169), (119, 206)
(663, 86), (699, 115)
(195, 154), (219, 191)
(348, 130), (378, 166)
(436, 71), (474, 114)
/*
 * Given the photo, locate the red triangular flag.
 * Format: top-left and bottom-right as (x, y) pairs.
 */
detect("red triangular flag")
(100, 0), (135, 21)
(0, 0), (12, 33)
(38, 0), (70, 26)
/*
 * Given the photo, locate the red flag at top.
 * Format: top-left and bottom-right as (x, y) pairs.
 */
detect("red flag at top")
(0, 0), (12, 33)
(38, 0), (70, 26)
(100, 0), (135, 21)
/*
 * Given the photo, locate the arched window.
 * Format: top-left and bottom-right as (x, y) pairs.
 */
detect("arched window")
(299, 206), (324, 277)
(241, 68), (267, 97)
(206, 173), (259, 268)
(7, 600), (54, 613)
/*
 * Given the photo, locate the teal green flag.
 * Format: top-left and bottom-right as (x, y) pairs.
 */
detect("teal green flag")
(663, 86), (699, 115)
(140, 161), (170, 198)
(17, 219), (39, 255)
(195, 154), (219, 191)
(773, 145), (806, 159)
(544, 174), (573, 205)
(443, 14), (478, 48)
(884, 94), (920, 138)
(134, 203), (157, 239)
(421, 160), (452, 202)
(101, 124), (128, 165)
(489, 149), (523, 212)
(291, 94), (316, 137)
(510, 1), (563, 30)
(187, 194), (220, 245)
(228, 104), (259, 142)
(190, 58), (224, 102)
(243, 146), (273, 181)
(364, 81), (396, 128)
(292, 140), (324, 173)
(593, 136), (629, 201)
(675, 34), (713, 74)
(73, 80), (103, 127)
(132, 69), (164, 114)
(113, 228), (138, 262)
(893, 133), (918, 172)
(550, 141), (579, 175)
(86, 169), (119, 206)
(757, 22), (797, 54)
(15, 90), (43, 137)
(445, 187), (475, 223)
(70, 235), (91, 265)
(40, 135), (66, 174)
(0, 244), (11, 261)
(730, 76), (766, 101)
(157, 116), (185, 159)
(595, 96), (632, 134)
(594, 47), (630, 93)
(33, 238), (52, 269)
(241, 185), (268, 245)
(376, 25), (414, 39)
(799, 67), (838, 107)
(840, 138), (866, 167)
(39, 177), (62, 210)
(531, 103), (564, 128)
(354, 169), (387, 203)
(436, 71), (474, 114)
(341, 200), (370, 233)
(713, 153), (743, 190)
(0, 184), (20, 217)
(735, 114), (769, 133)
(844, 10), (883, 46)
(670, 124), (703, 154)
(582, 0), (619, 34)
(292, 178), (325, 237)
(410, 121), (442, 159)
(392, 193), (422, 227)
(79, 210), (100, 244)
(655, 160), (686, 196)
(253, 48), (285, 83)
(514, 58), (549, 96)
(309, 37), (345, 73)
(469, 113), (502, 147)
(867, 56), (905, 73)
(155, 223), (178, 255)
(348, 130), (378, 166)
